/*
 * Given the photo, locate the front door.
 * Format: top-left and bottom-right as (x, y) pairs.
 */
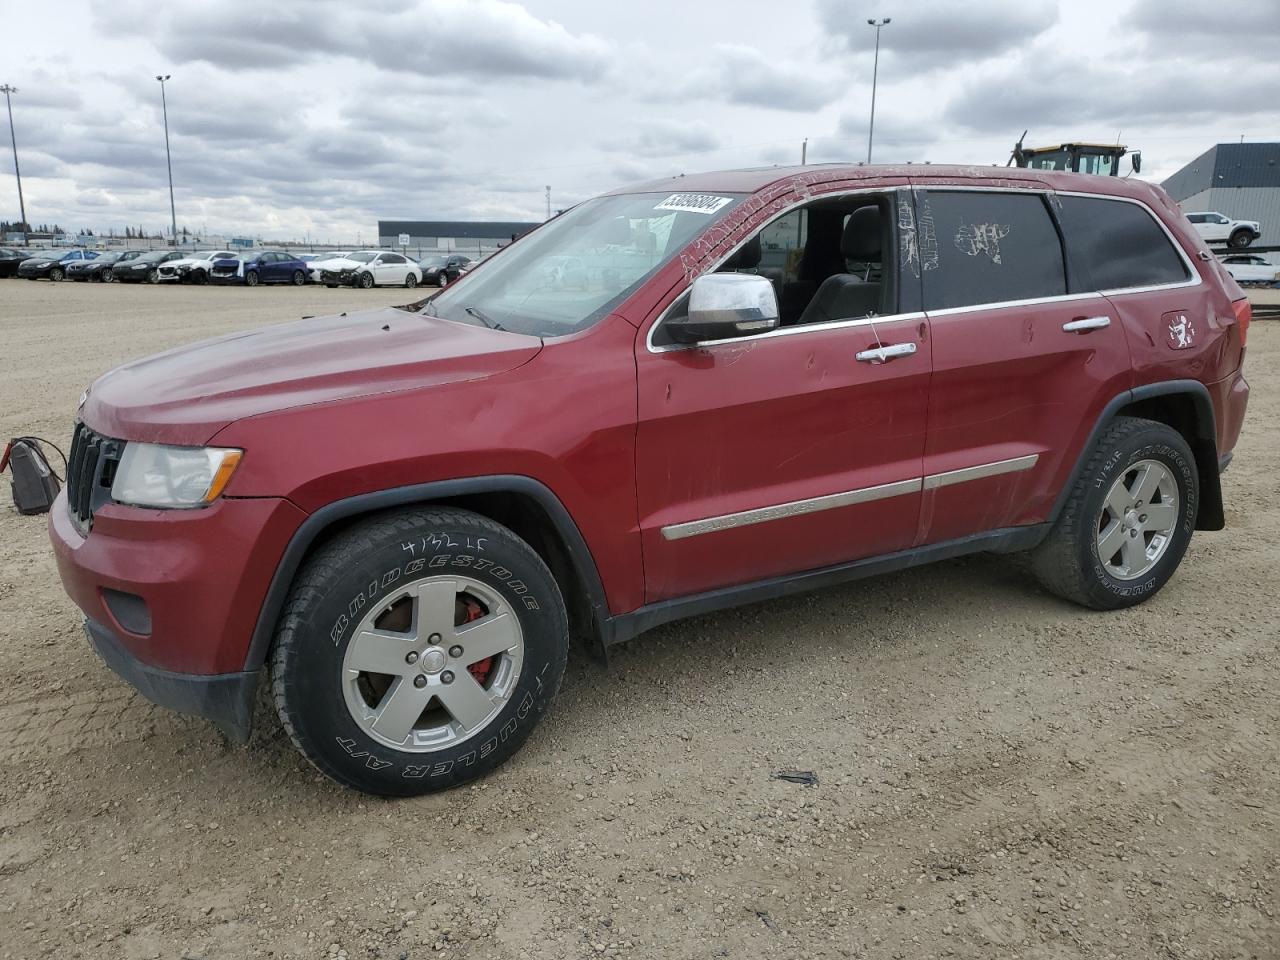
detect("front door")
(912, 185), (1133, 545)
(634, 191), (931, 603)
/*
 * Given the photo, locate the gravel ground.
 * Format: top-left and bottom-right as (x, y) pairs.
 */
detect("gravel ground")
(0, 280), (1276, 959)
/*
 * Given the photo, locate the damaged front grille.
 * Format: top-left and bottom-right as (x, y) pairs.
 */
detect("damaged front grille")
(65, 423), (124, 534)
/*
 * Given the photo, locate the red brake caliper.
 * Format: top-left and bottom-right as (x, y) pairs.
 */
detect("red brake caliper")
(459, 597), (494, 685)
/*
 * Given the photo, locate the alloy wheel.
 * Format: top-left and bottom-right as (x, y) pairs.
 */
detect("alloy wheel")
(1096, 459), (1179, 580)
(341, 575), (524, 752)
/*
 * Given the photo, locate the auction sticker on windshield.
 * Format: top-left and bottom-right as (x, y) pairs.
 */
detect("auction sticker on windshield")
(654, 194), (734, 215)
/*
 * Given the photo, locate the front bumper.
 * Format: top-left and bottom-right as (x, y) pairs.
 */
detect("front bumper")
(17, 265), (51, 278)
(86, 617), (258, 742)
(50, 488), (308, 736)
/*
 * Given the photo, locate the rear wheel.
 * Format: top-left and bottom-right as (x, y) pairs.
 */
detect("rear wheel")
(291, 270), (305, 286)
(404, 273), (418, 289)
(1031, 416), (1198, 610)
(1229, 229), (1254, 249)
(270, 507), (568, 796)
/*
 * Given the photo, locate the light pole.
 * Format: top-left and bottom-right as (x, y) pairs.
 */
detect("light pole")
(155, 74), (177, 246)
(0, 84), (27, 231)
(545, 185), (551, 220)
(866, 18), (891, 164)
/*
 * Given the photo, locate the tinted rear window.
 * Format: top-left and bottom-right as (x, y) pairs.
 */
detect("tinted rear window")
(1057, 196), (1190, 291)
(919, 191), (1066, 310)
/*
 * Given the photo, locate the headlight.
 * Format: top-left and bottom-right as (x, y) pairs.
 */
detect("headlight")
(110, 443), (243, 508)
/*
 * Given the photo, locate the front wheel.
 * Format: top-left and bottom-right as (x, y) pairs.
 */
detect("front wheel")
(270, 507), (568, 796)
(147, 269), (160, 284)
(101, 271), (113, 283)
(358, 272), (374, 289)
(1228, 229), (1254, 249)
(245, 270), (259, 287)
(436, 272), (448, 288)
(50, 267), (64, 282)
(1031, 416), (1198, 610)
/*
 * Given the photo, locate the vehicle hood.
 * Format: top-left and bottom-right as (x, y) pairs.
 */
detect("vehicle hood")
(81, 307), (543, 445)
(313, 257), (361, 270)
(22, 257), (56, 266)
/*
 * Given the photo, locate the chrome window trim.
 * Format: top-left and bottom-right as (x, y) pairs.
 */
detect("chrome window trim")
(645, 185), (907, 354)
(660, 454), (1041, 541)
(645, 184), (1200, 354)
(912, 187), (1201, 315)
(921, 454), (1039, 490)
(925, 292), (1102, 319)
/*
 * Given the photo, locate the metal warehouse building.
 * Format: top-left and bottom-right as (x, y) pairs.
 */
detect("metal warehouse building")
(1162, 142), (1280, 231)
(377, 220), (540, 257)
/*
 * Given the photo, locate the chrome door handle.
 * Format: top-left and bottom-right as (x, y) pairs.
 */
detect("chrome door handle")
(856, 342), (917, 363)
(1062, 316), (1111, 332)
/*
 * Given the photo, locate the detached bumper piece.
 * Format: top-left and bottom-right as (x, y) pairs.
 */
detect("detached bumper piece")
(85, 618), (257, 743)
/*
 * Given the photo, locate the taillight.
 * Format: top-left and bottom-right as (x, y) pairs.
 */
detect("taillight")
(1232, 298), (1251, 347)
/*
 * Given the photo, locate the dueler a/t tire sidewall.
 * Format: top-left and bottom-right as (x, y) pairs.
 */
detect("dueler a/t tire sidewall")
(272, 510), (568, 796)
(1077, 425), (1198, 607)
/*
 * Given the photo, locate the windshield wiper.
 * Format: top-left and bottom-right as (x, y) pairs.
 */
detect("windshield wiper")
(465, 306), (505, 331)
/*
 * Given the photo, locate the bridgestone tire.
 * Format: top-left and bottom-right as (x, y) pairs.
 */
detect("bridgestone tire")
(270, 507), (568, 796)
(1030, 416), (1198, 610)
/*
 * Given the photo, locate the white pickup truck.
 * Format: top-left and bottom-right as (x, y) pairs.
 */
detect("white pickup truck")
(1185, 211), (1261, 249)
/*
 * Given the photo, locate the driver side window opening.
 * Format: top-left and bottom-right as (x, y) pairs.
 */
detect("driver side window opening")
(656, 191), (899, 344)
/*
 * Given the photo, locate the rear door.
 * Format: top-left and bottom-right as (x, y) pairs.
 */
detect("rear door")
(912, 185), (1132, 545)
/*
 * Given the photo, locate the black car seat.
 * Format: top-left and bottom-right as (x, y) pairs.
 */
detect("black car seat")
(795, 206), (883, 326)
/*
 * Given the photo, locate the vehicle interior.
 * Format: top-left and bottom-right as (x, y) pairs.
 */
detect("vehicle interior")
(656, 192), (898, 343)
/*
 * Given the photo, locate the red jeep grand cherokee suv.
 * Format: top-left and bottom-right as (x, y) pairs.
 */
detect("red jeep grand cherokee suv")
(50, 165), (1250, 795)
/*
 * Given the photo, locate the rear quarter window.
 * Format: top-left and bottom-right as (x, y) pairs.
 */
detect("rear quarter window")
(1058, 196), (1191, 291)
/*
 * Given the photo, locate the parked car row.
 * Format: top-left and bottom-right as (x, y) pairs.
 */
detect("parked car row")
(1, 247), (479, 289)
(1220, 253), (1280, 285)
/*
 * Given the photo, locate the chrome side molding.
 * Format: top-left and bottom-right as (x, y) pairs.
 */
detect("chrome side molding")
(660, 454), (1041, 541)
(921, 454), (1040, 490)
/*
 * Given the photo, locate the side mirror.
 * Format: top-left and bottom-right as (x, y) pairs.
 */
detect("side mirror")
(666, 273), (779, 344)
(1130, 151), (1142, 174)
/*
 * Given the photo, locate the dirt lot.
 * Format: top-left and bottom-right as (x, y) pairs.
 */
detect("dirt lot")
(0, 280), (1276, 960)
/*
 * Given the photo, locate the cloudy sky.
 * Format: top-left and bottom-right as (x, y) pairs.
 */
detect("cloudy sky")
(5, 0), (1278, 242)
